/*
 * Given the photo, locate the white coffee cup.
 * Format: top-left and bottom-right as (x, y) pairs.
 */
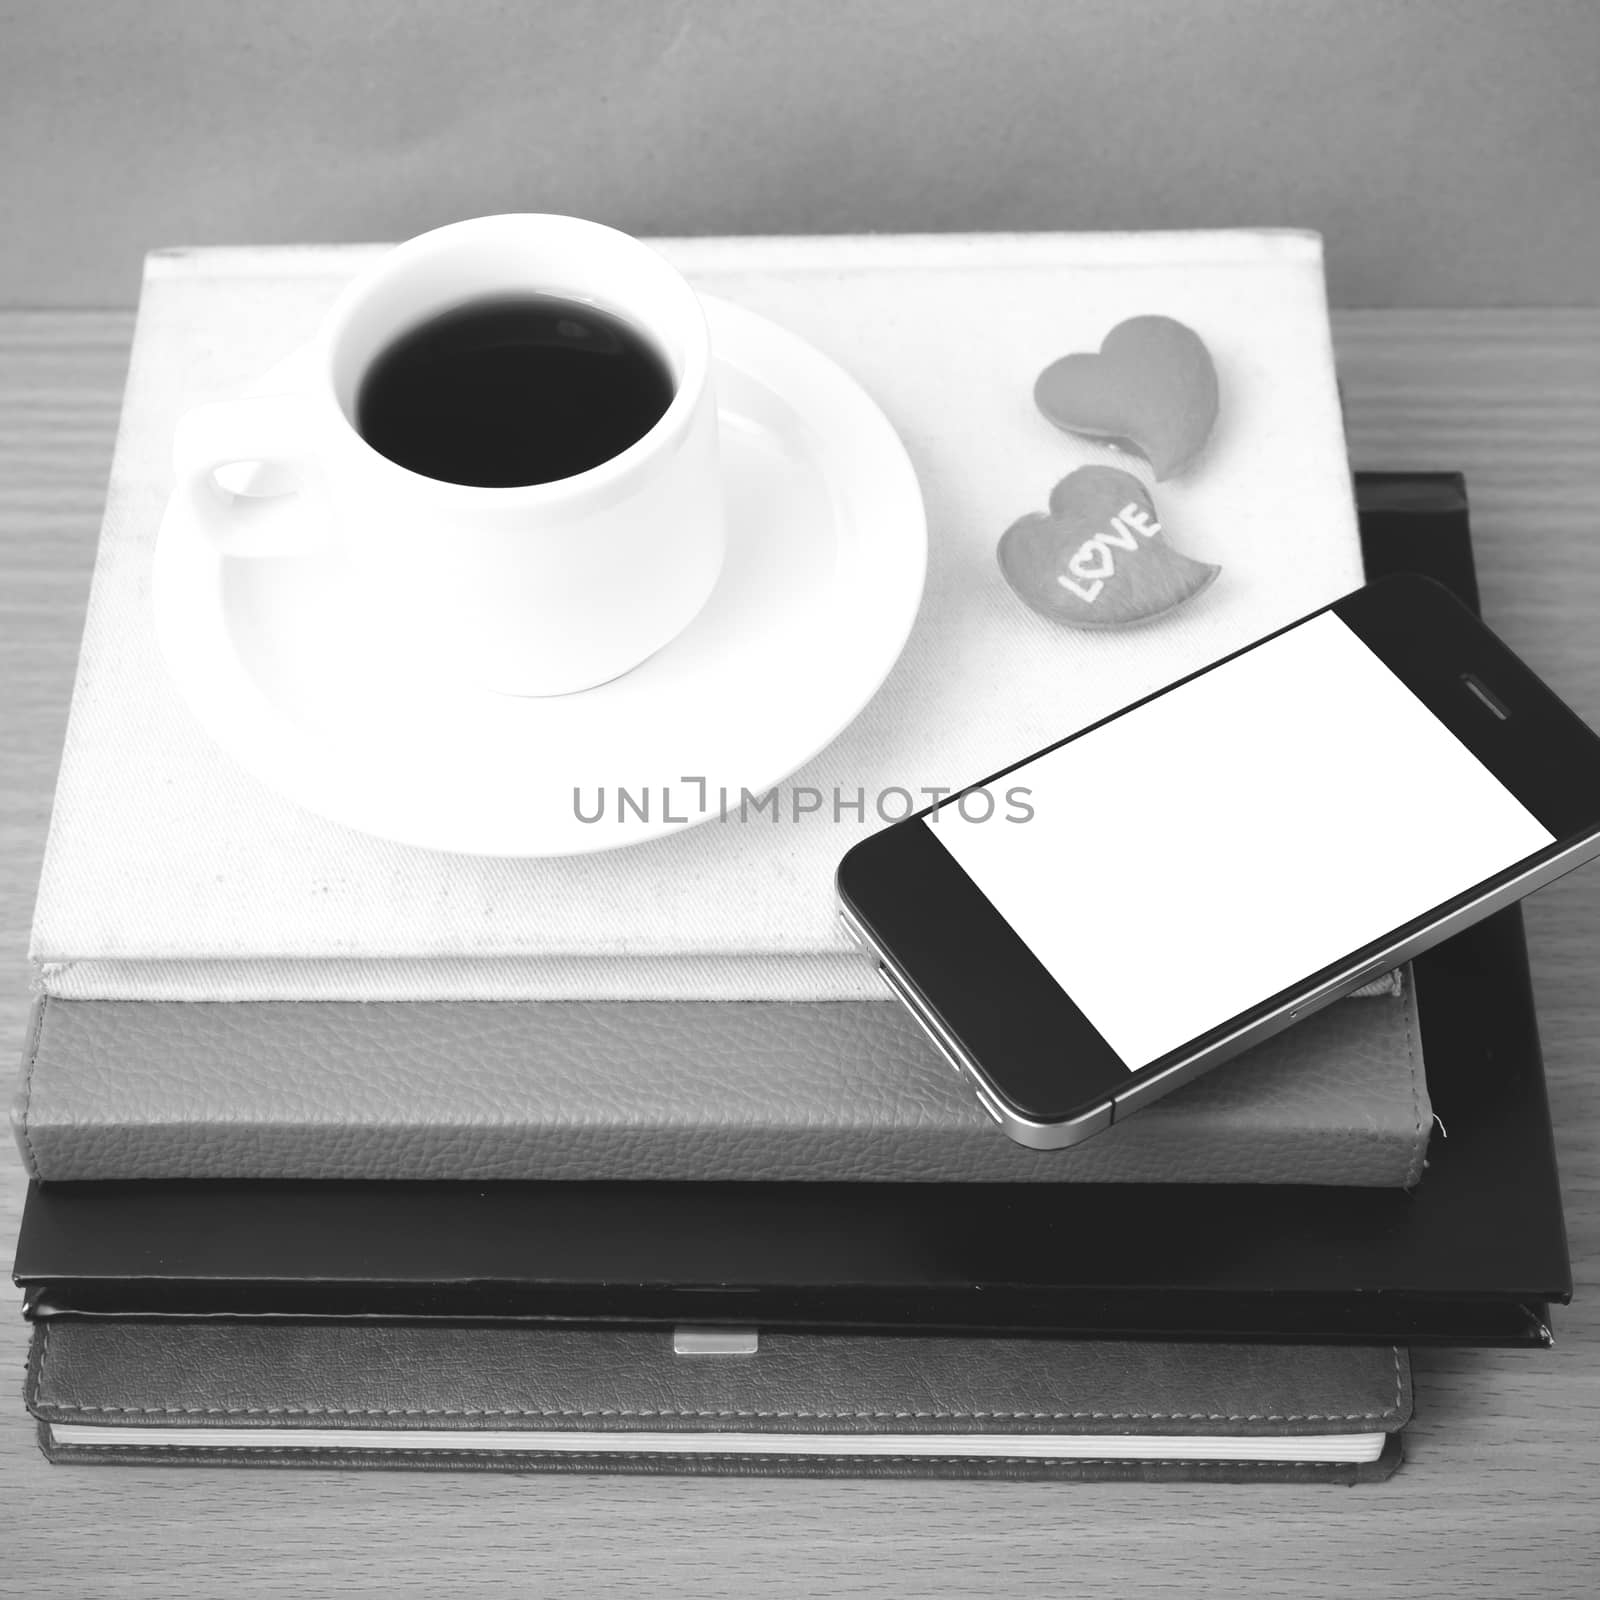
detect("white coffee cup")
(171, 214), (724, 697)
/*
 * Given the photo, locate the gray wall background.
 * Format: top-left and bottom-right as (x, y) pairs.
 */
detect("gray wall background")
(3, 0), (1597, 308)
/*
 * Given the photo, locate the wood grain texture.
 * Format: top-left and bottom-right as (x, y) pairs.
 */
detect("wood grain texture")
(2, 310), (1599, 1597)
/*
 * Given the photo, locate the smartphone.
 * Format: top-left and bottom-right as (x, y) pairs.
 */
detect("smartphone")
(837, 574), (1600, 1150)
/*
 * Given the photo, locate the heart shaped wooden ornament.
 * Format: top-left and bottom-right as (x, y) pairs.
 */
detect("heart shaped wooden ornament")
(998, 466), (1220, 629)
(1034, 315), (1218, 480)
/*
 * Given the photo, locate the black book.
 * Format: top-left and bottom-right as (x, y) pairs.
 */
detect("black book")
(12, 475), (1572, 1346)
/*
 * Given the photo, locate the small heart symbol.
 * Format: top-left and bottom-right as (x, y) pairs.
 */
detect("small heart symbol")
(1034, 316), (1219, 480)
(1068, 540), (1115, 581)
(997, 466), (1220, 629)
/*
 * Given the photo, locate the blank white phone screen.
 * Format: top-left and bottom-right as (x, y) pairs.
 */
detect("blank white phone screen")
(927, 611), (1554, 1071)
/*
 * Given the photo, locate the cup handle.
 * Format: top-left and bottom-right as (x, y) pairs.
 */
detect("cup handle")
(172, 393), (327, 558)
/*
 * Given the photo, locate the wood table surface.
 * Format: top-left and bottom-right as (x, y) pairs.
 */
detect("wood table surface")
(1, 310), (1597, 1597)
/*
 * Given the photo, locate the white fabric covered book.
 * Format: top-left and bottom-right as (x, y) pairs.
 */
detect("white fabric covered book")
(31, 231), (1361, 1002)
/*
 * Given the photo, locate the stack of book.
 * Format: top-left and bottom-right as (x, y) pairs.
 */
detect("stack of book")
(9, 234), (1570, 1483)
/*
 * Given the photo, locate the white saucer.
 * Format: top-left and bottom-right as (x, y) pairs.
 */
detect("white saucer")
(151, 294), (927, 857)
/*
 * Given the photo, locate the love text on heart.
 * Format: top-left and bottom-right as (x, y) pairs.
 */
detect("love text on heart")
(1056, 501), (1162, 603)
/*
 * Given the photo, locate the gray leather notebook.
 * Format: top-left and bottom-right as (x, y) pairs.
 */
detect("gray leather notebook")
(13, 983), (1429, 1184)
(26, 1319), (1409, 1483)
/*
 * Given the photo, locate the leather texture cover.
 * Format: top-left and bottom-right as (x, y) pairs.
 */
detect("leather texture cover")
(25, 1319), (1408, 1483)
(11, 985), (1429, 1184)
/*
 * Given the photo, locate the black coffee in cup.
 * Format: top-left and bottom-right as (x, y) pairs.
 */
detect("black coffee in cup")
(356, 294), (676, 488)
